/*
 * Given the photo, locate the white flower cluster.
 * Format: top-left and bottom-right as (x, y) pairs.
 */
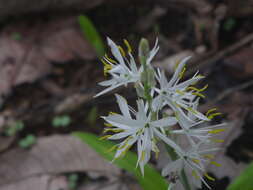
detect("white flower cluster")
(95, 37), (226, 190)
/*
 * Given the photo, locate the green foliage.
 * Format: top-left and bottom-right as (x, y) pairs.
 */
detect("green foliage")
(19, 134), (36, 148)
(86, 106), (98, 125)
(227, 162), (253, 190)
(52, 115), (71, 128)
(79, 15), (105, 58)
(68, 173), (79, 189)
(223, 18), (236, 31)
(5, 121), (24, 136)
(73, 132), (168, 190)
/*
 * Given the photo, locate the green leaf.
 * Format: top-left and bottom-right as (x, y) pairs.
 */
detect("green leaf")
(227, 162), (253, 190)
(73, 132), (168, 190)
(19, 134), (36, 148)
(78, 15), (105, 58)
(52, 115), (71, 128)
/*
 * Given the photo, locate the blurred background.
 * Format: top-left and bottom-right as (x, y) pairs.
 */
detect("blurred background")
(0, 0), (253, 190)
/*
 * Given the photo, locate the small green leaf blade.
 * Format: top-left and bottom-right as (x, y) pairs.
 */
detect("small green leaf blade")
(73, 132), (168, 190)
(227, 162), (253, 190)
(78, 15), (105, 58)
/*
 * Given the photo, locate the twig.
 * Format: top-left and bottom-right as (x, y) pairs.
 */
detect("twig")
(186, 32), (253, 76)
(212, 80), (253, 105)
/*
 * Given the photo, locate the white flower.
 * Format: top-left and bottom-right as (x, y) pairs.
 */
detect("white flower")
(95, 38), (159, 97)
(162, 140), (221, 189)
(101, 94), (181, 175)
(153, 57), (209, 123)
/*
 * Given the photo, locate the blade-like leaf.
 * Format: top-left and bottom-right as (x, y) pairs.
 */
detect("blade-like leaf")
(78, 15), (105, 57)
(73, 132), (168, 190)
(227, 162), (253, 190)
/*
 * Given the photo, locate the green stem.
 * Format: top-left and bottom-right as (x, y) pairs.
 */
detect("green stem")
(181, 169), (192, 190)
(165, 144), (192, 190)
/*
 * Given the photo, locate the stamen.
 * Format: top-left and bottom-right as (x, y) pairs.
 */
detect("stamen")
(104, 122), (113, 127)
(206, 108), (217, 116)
(208, 112), (222, 119)
(123, 39), (132, 53)
(99, 135), (112, 140)
(179, 67), (186, 79)
(176, 89), (185, 96)
(105, 54), (117, 64)
(208, 129), (226, 134)
(210, 139), (224, 143)
(204, 173), (215, 181)
(106, 145), (118, 153)
(192, 170), (200, 179)
(192, 92), (205, 98)
(192, 159), (200, 164)
(141, 151), (146, 161)
(118, 45), (126, 57)
(210, 161), (221, 167)
(203, 154), (214, 160)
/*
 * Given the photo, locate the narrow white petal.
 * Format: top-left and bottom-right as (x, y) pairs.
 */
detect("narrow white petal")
(107, 37), (125, 65)
(154, 128), (183, 155)
(115, 94), (131, 118)
(94, 83), (122, 97)
(151, 117), (177, 128)
(167, 56), (191, 87)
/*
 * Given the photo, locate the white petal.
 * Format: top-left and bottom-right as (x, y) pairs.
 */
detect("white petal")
(115, 94), (131, 118)
(154, 128), (183, 155)
(107, 37), (125, 65)
(167, 56), (191, 87)
(172, 75), (204, 90)
(162, 158), (183, 176)
(94, 83), (122, 97)
(151, 117), (177, 128)
(103, 114), (143, 130)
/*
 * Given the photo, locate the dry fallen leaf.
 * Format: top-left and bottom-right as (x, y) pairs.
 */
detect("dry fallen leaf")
(0, 135), (120, 189)
(0, 16), (97, 97)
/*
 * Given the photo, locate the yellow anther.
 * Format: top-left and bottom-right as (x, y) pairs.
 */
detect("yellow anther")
(99, 135), (112, 140)
(106, 145), (118, 153)
(210, 161), (221, 167)
(105, 54), (117, 64)
(208, 112), (222, 119)
(109, 112), (117, 115)
(206, 108), (217, 116)
(187, 86), (199, 92)
(208, 129), (226, 134)
(118, 45), (126, 57)
(198, 84), (209, 92)
(101, 59), (112, 76)
(103, 128), (124, 133)
(192, 170), (200, 179)
(192, 159), (200, 164)
(210, 139), (224, 143)
(192, 92), (205, 98)
(204, 173), (215, 181)
(196, 74), (205, 78)
(175, 112), (180, 121)
(104, 122), (113, 127)
(174, 60), (181, 71)
(141, 151), (146, 161)
(123, 39), (132, 53)
(187, 107), (198, 114)
(118, 144), (132, 158)
(176, 89), (185, 96)
(118, 143), (129, 150)
(203, 154), (214, 160)
(179, 67), (186, 79)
